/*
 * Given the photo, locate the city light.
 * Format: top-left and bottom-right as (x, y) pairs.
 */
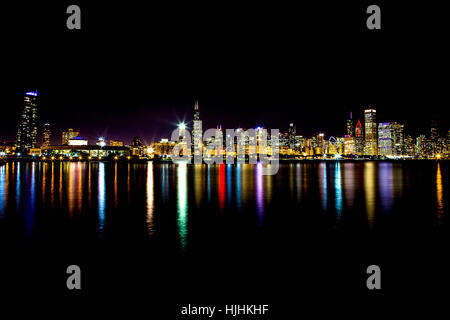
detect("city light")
(178, 122), (186, 130)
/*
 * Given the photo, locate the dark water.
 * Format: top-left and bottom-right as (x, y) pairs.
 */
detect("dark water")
(0, 161), (448, 246)
(0, 161), (449, 311)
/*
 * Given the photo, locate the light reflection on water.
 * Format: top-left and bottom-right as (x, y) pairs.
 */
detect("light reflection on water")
(0, 161), (447, 246)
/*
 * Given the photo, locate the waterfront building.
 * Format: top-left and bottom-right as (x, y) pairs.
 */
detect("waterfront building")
(68, 136), (88, 146)
(344, 135), (355, 155)
(364, 108), (378, 156)
(42, 123), (51, 147)
(392, 122), (405, 156)
(16, 91), (38, 153)
(62, 128), (79, 145)
(109, 140), (124, 147)
(378, 122), (393, 157)
(355, 119), (364, 155)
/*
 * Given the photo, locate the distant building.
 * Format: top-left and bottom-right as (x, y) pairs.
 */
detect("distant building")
(16, 91), (38, 153)
(109, 140), (124, 147)
(131, 137), (143, 156)
(346, 112), (354, 137)
(62, 128), (79, 145)
(378, 122), (393, 156)
(68, 136), (88, 146)
(42, 123), (51, 147)
(392, 122), (405, 156)
(288, 123), (296, 150)
(364, 108), (378, 156)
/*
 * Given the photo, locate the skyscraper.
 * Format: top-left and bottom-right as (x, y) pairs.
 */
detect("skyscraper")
(346, 112), (354, 137)
(288, 123), (296, 150)
(16, 91), (38, 153)
(392, 122), (404, 156)
(355, 119), (364, 155)
(42, 123), (51, 147)
(378, 122), (393, 156)
(192, 100), (203, 159)
(364, 108), (377, 156)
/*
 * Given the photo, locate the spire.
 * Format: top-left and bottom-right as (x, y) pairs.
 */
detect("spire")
(194, 100), (199, 110)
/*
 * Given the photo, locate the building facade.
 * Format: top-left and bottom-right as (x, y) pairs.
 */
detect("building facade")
(16, 91), (38, 153)
(364, 108), (378, 156)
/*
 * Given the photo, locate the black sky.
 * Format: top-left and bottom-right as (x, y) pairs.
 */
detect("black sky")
(1, 1), (449, 145)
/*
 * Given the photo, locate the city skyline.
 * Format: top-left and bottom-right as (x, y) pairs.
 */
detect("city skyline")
(1, 90), (449, 160)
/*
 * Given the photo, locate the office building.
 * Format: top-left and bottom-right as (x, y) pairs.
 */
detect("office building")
(16, 91), (38, 153)
(364, 108), (377, 156)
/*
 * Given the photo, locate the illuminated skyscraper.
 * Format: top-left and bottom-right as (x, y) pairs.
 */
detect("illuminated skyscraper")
(192, 100), (203, 159)
(392, 122), (404, 156)
(16, 91), (38, 153)
(346, 112), (354, 137)
(364, 108), (377, 156)
(42, 123), (51, 147)
(355, 119), (364, 155)
(288, 123), (296, 150)
(62, 128), (79, 145)
(378, 122), (393, 156)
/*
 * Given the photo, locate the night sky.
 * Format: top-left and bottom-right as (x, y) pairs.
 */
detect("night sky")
(1, 1), (449, 145)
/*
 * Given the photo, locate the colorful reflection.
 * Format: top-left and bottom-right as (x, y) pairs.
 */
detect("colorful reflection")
(16, 162), (21, 211)
(146, 162), (154, 235)
(378, 162), (393, 213)
(364, 162), (376, 229)
(218, 164), (225, 210)
(236, 164), (242, 210)
(98, 163), (106, 235)
(343, 162), (355, 209)
(0, 164), (7, 218)
(318, 162), (327, 210)
(256, 163), (264, 226)
(436, 163), (444, 219)
(177, 164), (188, 251)
(24, 163), (36, 239)
(334, 162), (342, 220)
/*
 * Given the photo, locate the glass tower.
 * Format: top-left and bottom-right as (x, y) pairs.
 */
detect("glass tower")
(16, 91), (38, 153)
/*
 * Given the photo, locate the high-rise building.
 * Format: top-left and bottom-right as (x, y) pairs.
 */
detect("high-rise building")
(316, 133), (325, 155)
(392, 122), (405, 156)
(42, 123), (51, 147)
(288, 123), (296, 150)
(62, 128), (79, 145)
(344, 135), (355, 155)
(346, 112), (354, 137)
(404, 135), (415, 157)
(378, 122), (393, 156)
(355, 119), (364, 155)
(364, 108), (377, 156)
(16, 91), (38, 153)
(192, 100), (203, 159)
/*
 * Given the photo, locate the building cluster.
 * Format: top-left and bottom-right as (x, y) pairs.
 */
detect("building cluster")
(1, 91), (449, 160)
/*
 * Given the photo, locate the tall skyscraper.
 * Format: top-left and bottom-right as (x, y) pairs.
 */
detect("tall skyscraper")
(364, 108), (377, 156)
(355, 119), (364, 155)
(192, 100), (203, 159)
(42, 123), (51, 147)
(346, 112), (354, 137)
(288, 123), (296, 150)
(16, 91), (38, 153)
(392, 122), (404, 156)
(62, 128), (79, 145)
(378, 122), (393, 156)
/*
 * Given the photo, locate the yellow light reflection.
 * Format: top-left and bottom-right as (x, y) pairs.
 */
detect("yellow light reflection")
(146, 162), (154, 235)
(364, 162), (376, 230)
